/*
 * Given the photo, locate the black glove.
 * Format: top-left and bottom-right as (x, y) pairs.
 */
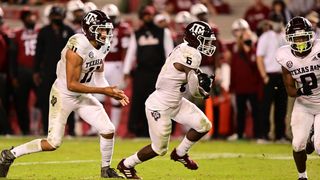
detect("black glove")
(197, 72), (215, 99)
(297, 85), (312, 96)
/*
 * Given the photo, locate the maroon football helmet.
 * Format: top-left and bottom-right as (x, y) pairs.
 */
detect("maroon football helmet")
(285, 16), (314, 53)
(184, 21), (216, 56)
(82, 10), (113, 46)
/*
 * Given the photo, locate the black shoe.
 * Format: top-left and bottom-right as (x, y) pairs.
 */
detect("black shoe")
(298, 178), (308, 180)
(0, 149), (15, 177)
(306, 125), (314, 155)
(101, 166), (124, 178)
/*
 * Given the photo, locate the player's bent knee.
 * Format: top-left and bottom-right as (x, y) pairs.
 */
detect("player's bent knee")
(197, 118), (212, 133)
(156, 148), (168, 156)
(292, 142), (305, 152)
(46, 138), (62, 150)
(151, 144), (168, 156)
(99, 122), (115, 135)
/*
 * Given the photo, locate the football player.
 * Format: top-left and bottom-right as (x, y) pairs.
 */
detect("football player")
(0, 10), (128, 178)
(276, 16), (319, 180)
(117, 21), (215, 179)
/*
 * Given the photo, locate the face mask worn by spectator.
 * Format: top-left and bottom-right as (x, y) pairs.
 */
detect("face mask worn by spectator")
(243, 39), (252, 46)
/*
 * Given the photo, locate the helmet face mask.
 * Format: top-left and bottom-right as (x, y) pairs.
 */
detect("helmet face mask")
(286, 30), (313, 53)
(82, 10), (114, 46)
(285, 16), (314, 54)
(197, 34), (216, 56)
(89, 24), (113, 45)
(184, 21), (216, 56)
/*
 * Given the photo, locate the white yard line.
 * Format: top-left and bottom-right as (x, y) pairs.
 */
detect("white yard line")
(12, 160), (99, 166)
(12, 153), (318, 166)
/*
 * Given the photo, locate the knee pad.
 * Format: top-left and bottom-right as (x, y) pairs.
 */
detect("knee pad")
(151, 143), (168, 156)
(47, 137), (62, 149)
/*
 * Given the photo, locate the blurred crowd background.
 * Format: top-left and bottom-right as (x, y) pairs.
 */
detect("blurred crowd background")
(0, 0), (319, 143)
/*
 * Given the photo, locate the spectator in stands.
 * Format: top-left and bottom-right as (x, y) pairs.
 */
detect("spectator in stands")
(83, 2), (97, 14)
(123, 5), (174, 137)
(244, 0), (270, 34)
(173, 11), (194, 46)
(163, 0), (196, 15)
(153, 13), (170, 28)
(256, 14), (288, 143)
(269, 0), (293, 26)
(66, 0), (85, 33)
(200, 0), (231, 15)
(11, 8), (39, 135)
(306, 11), (320, 39)
(227, 19), (261, 141)
(287, 0), (315, 16)
(33, 5), (74, 135)
(0, 7), (13, 135)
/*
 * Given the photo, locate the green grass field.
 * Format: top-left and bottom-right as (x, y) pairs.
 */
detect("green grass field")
(0, 136), (319, 180)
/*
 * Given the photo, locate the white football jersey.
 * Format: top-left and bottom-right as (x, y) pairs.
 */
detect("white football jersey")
(55, 33), (110, 95)
(145, 42), (201, 110)
(276, 39), (320, 104)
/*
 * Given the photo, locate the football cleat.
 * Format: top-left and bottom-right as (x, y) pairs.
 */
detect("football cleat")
(298, 178), (308, 180)
(101, 166), (124, 178)
(0, 149), (15, 177)
(306, 125), (314, 155)
(170, 148), (198, 170)
(117, 159), (141, 179)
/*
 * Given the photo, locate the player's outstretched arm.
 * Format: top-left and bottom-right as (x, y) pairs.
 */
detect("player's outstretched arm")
(65, 49), (128, 101)
(94, 65), (129, 106)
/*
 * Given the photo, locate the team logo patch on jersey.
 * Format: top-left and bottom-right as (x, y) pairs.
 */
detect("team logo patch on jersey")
(151, 111), (161, 121)
(89, 51), (94, 58)
(286, 61), (293, 68)
(51, 95), (57, 107)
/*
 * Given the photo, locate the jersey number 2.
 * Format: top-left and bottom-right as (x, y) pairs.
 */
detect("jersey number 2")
(80, 66), (100, 83)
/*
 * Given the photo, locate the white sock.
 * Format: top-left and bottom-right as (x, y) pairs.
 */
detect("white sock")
(124, 153), (142, 168)
(176, 136), (196, 157)
(111, 107), (121, 131)
(11, 139), (42, 158)
(100, 136), (114, 167)
(298, 172), (308, 178)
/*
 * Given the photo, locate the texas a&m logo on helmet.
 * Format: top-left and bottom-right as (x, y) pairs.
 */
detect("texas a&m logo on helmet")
(184, 21), (216, 56)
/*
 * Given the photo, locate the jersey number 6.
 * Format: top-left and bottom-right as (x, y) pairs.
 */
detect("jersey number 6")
(186, 57), (192, 65)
